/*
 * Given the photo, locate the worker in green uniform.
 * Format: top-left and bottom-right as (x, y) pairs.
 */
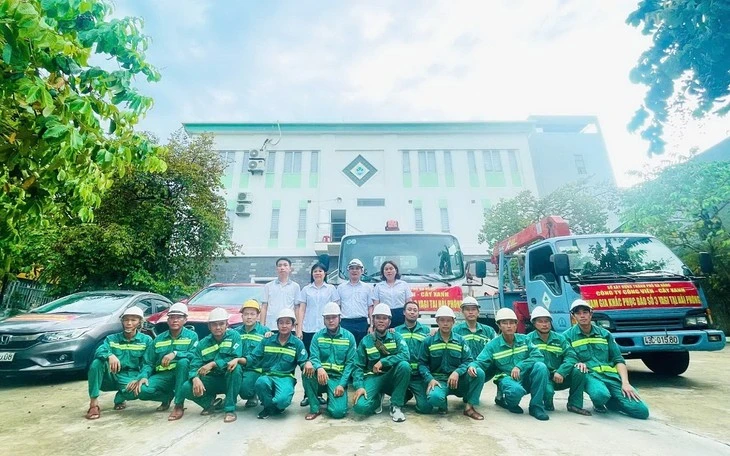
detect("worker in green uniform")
(394, 300), (433, 414)
(526, 306), (591, 416)
(230, 299), (270, 409)
(563, 299), (649, 419)
(453, 296), (497, 380)
(120, 303), (199, 414)
(469, 307), (550, 421)
(247, 308), (311, 419)
(352, 303), (411, 422)
(85, 306), (152, 420)
(302, 301), (357, 420)
(420, 306), (485, 420)
(172, 307), (242, 423)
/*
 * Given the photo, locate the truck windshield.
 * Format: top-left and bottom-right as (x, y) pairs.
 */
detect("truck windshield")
(340, 234), (465, 283)
(554, 236), (687, 278)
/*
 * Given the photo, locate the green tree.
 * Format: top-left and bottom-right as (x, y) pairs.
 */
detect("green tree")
(621, 157), (730, 329)
(478, 181), (615, 249)
(627, 0), (730, 154)
(0, 0), (165, 292)
(40, 131), (236, 299)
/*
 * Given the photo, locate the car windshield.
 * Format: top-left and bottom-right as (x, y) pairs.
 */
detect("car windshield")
(339, 234), (465, 282)
(554, 236), (687, 277)
(188, 286), (263, 307)
(31, 294), (131, 315)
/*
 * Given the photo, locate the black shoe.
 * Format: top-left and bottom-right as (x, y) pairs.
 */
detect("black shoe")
(495, 397), (523, 414)
(212, 397), (224, 411)
(529, 406), (550, 421)
(257, 407), (272, 419)
(317, 395), (326, 405)
(544, 400), (555, 411)
(594, 404), (608, 414)
(300, 397), (309, 407)
(244, 398), (259, 408)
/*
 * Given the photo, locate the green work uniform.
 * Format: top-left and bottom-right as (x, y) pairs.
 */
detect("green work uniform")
(352, 330), (411, 415)
(87, 331), (152, 405)
(563, 324), (649, 419)
(248, 333), (308, 413)
(419, 331), (484, 410)
(303, 326), (357, 418)
(471, 334), (549, 413)
(526, 329), (585, 409)
(128, 327), (199, 404)
(453, 321), (497, 382)
(238, 322), (269, 400)
(177, 329), (242, 413)
(394, 321), (433, 414)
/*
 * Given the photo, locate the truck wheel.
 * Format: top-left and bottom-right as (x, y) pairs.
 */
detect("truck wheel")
(641, 352), (690, 376)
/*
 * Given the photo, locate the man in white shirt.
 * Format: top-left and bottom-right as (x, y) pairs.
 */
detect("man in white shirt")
(260, 257), (301, 330)
(337, 259), (372, 344)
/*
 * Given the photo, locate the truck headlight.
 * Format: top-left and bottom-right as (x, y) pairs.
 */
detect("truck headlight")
(594, 319), (611, 329)
(41, 328), (89, 342)
(684, 316), (708, 327)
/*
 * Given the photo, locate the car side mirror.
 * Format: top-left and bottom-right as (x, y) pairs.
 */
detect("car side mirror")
(474, 260), (487, 279)
(552, 253), (570, 277)
(699, 252), (714, 275)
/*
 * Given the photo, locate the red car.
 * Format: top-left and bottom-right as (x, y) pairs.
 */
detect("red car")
(146, 283), (264, 337)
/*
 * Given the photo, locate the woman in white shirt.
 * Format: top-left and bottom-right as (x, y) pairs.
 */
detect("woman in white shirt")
(296, 263), (340, 350)
(371, 260), (412, 328)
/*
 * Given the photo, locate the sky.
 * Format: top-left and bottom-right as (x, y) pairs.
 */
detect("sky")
(113, 0), (729, 187)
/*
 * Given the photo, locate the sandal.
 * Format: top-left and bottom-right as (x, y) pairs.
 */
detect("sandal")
(567, 405), (592, 416)
(224, 412), (237, 423)
(305, 412), (321, 421)
(463, 408), (484, 420)
(113, 402), (126, 411)
(200, 407), (215, 416)
(168, 406), (185, 421)
(86, 405), (101, 420)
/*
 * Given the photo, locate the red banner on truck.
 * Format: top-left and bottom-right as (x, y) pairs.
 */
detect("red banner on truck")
(413, 286), (463, 312)
(579, 281), (702, 310)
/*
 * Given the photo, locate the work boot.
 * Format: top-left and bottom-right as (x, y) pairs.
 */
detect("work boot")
(245, 397), (259, 408)
(390, 406), (406, 423)
(495, 397), (523, 414)
(317, 395), (326, 405)
(594, 404), (608, 414)
(544, 399), (555, 411)
(529, 406), (550, 421)
(374, 395), (383, 414)
(257, 407), (273, 419)
(300, 397), (309, 407)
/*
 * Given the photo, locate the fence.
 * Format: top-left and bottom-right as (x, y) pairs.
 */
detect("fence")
(1, 279), (53, 313)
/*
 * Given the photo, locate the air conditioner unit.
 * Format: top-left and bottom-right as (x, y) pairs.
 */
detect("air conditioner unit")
(248, 159), (265, 174)
(250, 149), (264, 159)
(237, 192), (252, 203)
(235, 204), (251, 216)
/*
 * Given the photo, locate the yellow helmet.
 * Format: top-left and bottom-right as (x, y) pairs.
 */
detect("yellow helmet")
(241, 299), (261, 312)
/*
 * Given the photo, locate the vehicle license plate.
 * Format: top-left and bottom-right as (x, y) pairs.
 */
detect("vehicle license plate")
(0, 352), (15, 362)
(643, 335), (679, 345)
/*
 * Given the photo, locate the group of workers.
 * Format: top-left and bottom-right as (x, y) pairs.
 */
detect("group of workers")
(84, 257), (649, 423)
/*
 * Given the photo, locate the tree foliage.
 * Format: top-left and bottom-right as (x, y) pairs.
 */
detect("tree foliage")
(0, 0), (165, 284)
(478, 181), (615, 249)
(39, 131), (236, 298)
(627, 0), (730, 155)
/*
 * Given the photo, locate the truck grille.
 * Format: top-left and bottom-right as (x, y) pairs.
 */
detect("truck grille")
(613, 317), (684, 332)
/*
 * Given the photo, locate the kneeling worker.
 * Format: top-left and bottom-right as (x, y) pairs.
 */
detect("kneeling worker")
(394, 300), (433, 414)
(231, 299), (270, 409)
(526, 306), (591, 416)
(302, 302), (357, 420)
(469, 307), (550, 421)
(174, 307), (242, 423)
(352, 303), (411, 422)
(420, 306), (485, 420)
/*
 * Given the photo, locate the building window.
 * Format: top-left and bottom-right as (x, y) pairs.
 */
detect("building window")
(483, 150), (502, 172)
(266, 151), (276, 173)
(418, 150), (437, 173)
(357, 198), (385, 207)
(443, 150), (453, 175)
(467, 150), (477, 170)
(218, 150), (236, 170)
(575, 154), (587, 174)
(507, 150), (519, 173)
(241, 151), (250, 173)
(310, 151), (319, 173)
(269, 208), (280, 240)
(297, 208), (307, 241)
(414, 208), (424, 232)
(440, 207), (450, 233)
(283, 151), (302, 173)
(402, 151), (411, 174)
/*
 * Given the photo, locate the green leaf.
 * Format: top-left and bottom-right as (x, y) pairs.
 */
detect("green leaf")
(42, 123), (69, 139)
(2, 43), (12, 64)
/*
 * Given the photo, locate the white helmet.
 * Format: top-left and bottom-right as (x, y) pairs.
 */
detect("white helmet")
(434, 306), (456, 319)
(347, 258), (364, 268)
(530, 306), (552, 322)
(495, 308), (518, 322)
(168, 302), (188, 317)
(372, 303), (392, 317)
(277, 308), (297, 324)
(122, 306), (144, 319)
(208, 307), (229, 322)
(570, 299), (592, 313)
(461, 296), (479, 308)
(322, 302), (341, 317)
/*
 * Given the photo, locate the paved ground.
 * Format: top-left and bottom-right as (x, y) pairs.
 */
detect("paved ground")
(1, 351), (729, 456)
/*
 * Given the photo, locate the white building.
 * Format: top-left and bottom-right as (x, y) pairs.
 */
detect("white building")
(184, 117), (614, 284)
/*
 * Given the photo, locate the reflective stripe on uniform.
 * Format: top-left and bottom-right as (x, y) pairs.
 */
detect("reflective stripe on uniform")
(365, 342), (396, 355)
(156, 363), (177, 372)
(492, 345), (528, 360)
(409, 362), (418, 370)
(571, 337), (608, 348)
(242, 334), (264, 342)
(535, 343), (563, 354)
(462, 334), (489, 342)
(321, 362), (345, 372)
(155, 340), (172, 348)
(317, 338), (350, 346)
(401, 333), (426, 341)
(110, 342), (146, 351)
(428, 342), (463, 353)
(201, 344), (219, 356)
(264, 346), (296, 357)
(591, 364), (618, 374)
(220, 341), (233, 348)
(173, 338), (192, 345)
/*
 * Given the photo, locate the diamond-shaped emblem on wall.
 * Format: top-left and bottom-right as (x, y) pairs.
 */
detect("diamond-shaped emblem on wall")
(343, 155), (377, 187)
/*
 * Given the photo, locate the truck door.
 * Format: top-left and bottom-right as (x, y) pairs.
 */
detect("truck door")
(525, 244), (571, 332)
